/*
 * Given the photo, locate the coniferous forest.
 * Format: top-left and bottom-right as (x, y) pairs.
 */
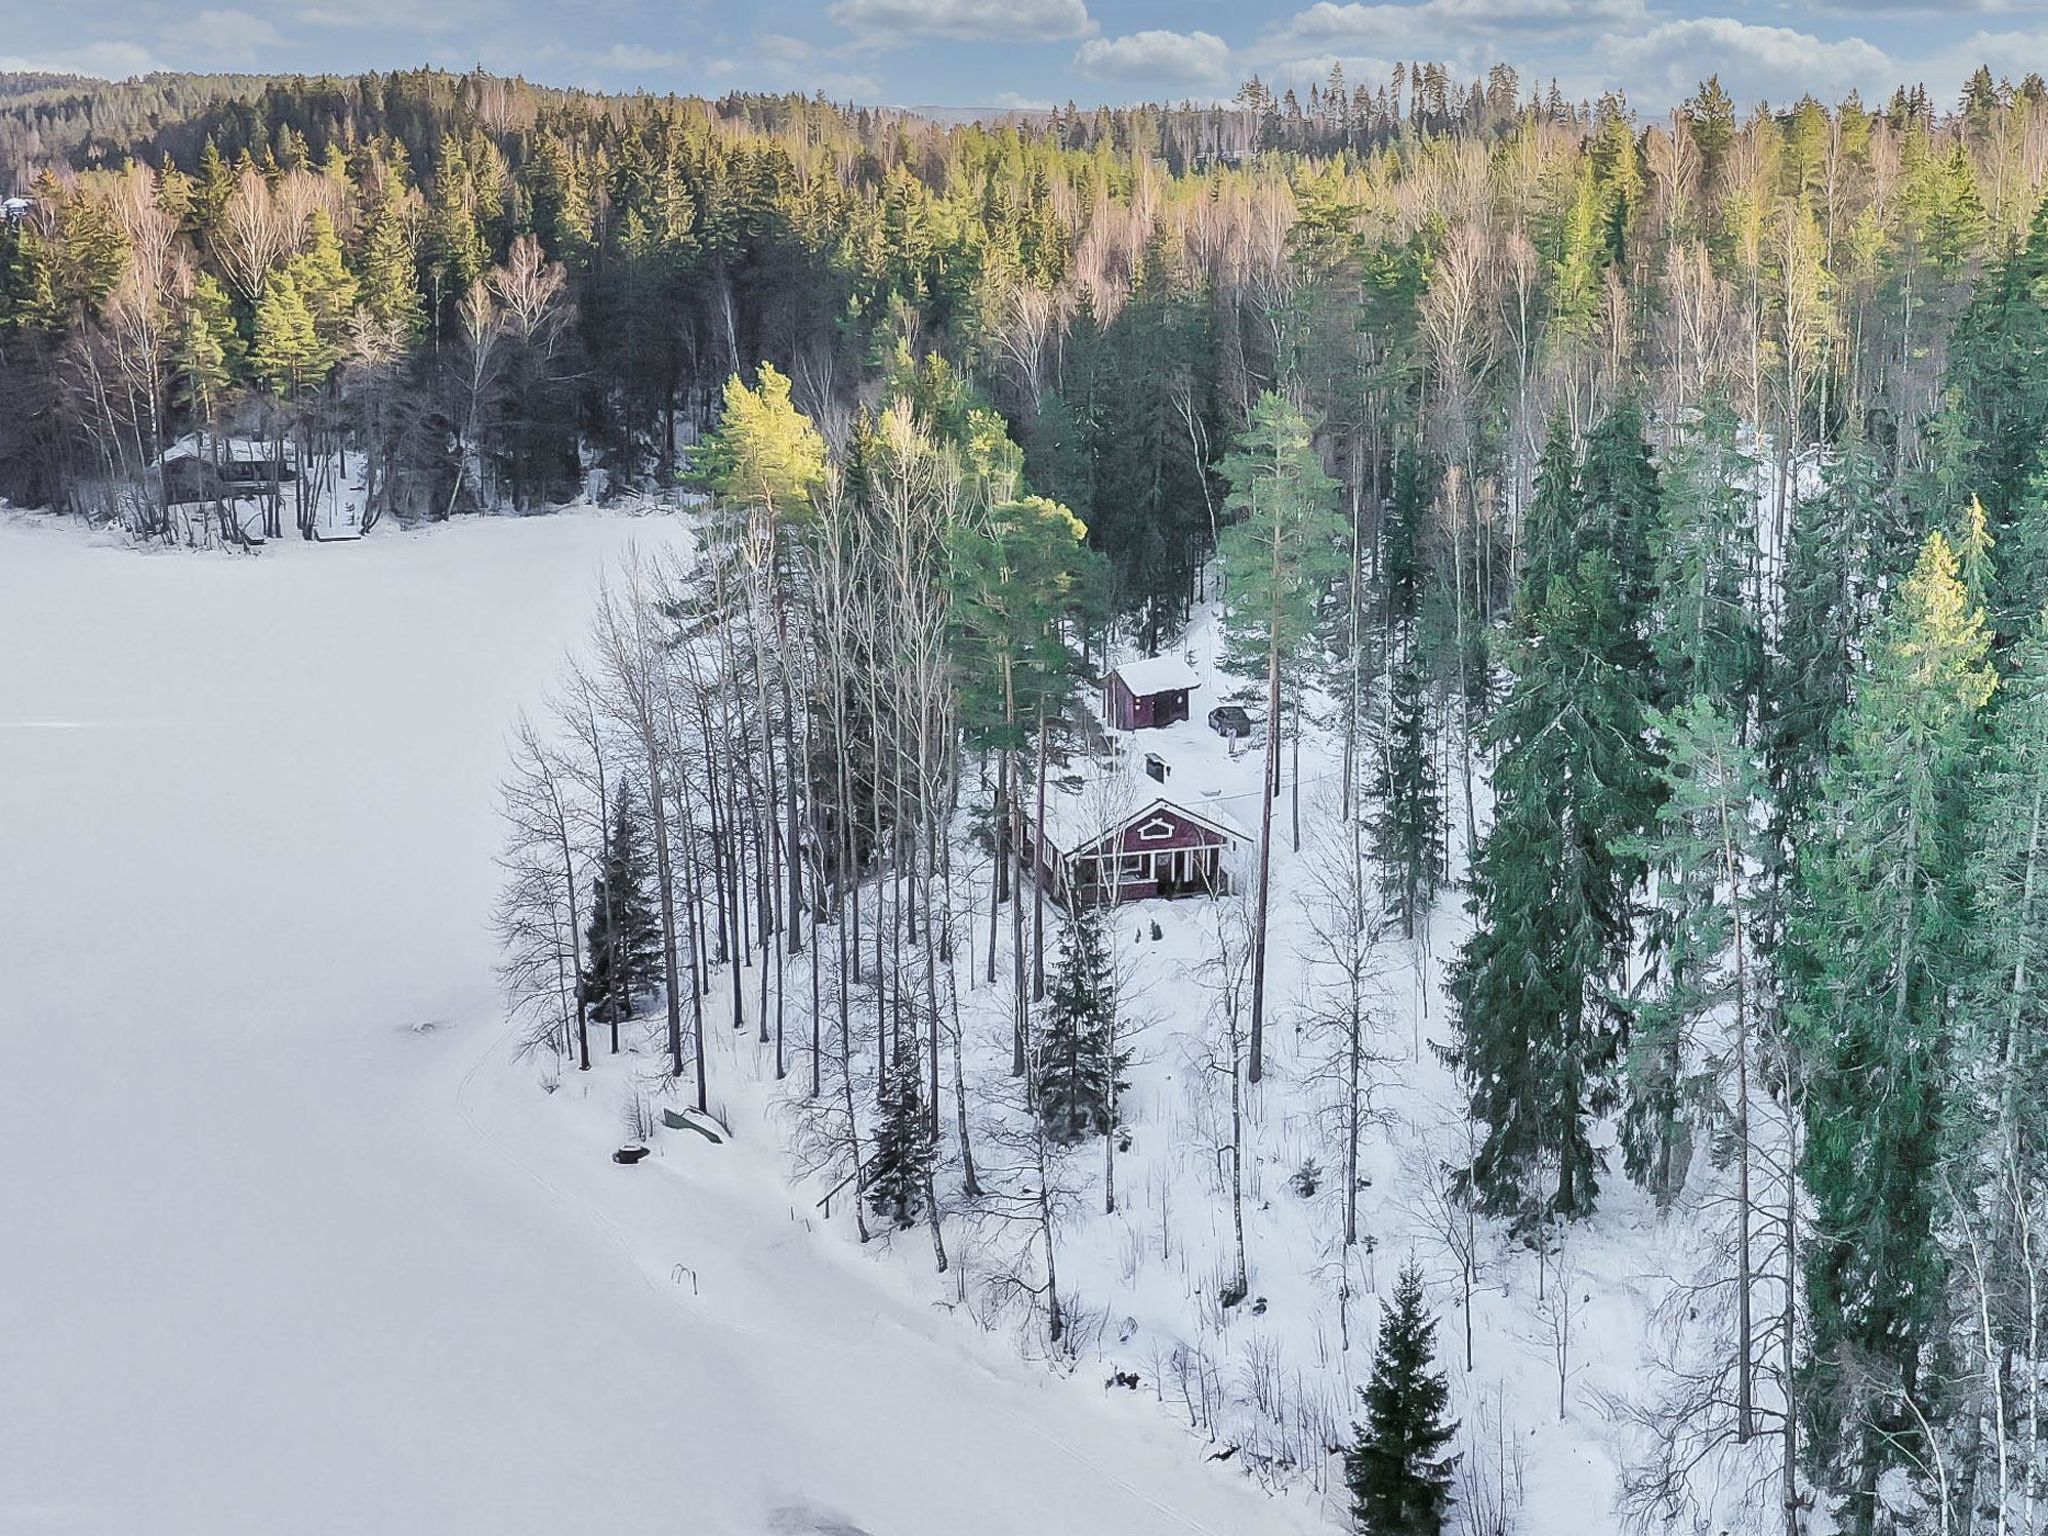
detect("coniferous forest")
(9, 57), (2048, 1536)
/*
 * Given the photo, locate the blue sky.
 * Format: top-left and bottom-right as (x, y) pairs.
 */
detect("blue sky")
(1, 0), (2039, 114)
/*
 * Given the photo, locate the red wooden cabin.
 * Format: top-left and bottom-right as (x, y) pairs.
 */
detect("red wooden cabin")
(1019, 794), (1247, 908)
(1102, 655), (1200, 731)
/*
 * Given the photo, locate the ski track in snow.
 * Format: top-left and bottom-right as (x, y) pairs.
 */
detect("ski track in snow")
(0, 511), (1324, 1536)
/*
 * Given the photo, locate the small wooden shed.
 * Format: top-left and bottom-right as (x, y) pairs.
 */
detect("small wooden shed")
(1103, 654), (1200, 732)
(1019, 793), (1247, 908)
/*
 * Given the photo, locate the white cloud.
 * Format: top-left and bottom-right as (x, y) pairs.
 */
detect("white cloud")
(165, 10), (285, 69)
(758, 33), (824, 63)
(828, 0), (1095, 44)
(0, 40), (162, 79)
(1918, 28), (2048, 100)
(572, 43), (694, 73)
(1806, 0), (2016, 12)
(807, 71), (890, 98)
(1257, 52), (1400, 92)
(693, 41), (882, 101)
(1600, 16), (1893, 106)
(1074, 29), (1231, 87)
(292, 0), (472, 31)
(1258, 0), (1644, 58)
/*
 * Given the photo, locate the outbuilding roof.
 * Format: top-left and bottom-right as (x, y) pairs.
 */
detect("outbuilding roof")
(1109, 654), (1201, 697)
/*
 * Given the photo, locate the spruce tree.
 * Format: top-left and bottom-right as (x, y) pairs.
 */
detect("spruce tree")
(285, 209), (358, 362)
(583, 781), (661, 1024)
(1788, 530), (1997, 1520)
(250, 270), (322, 399)
(1034, 907), (1128, 1144)
(1576, 401), (1661, 649)
(356, 169), (426, 339)
(1346, 1261), (1459, 1536)
(1447, 436), (1662, 1226)
(1650, 399), (1762, 723)
(1767, 434), (1885, 831)
(1961, 612), (2048, 1185)
(1944, 194), (2048, 539)
(1373, 660), (1446, 940)
(1080, 238), (1215, 648)
(1621, 696), (1768, 1204)
(170, 272), (242, 423)
(1996, 467), (2048, 639)
(866, 1037), (937, 1230)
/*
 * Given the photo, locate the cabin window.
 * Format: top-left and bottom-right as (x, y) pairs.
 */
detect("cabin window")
(1136, 817), (1175, 842)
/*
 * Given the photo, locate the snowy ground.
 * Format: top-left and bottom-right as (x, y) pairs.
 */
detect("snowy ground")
(533, 584), (1753, 1536)
(0, 511), (1330, 1536)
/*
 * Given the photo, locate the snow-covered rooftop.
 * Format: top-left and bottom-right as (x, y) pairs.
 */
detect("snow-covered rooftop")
(1035, 784), (1252, 857)
(158, 434), (292, 466)
(1109, 654), (1200, 696)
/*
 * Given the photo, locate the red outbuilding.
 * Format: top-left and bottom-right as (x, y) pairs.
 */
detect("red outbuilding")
(1102, 654), (1201, 732)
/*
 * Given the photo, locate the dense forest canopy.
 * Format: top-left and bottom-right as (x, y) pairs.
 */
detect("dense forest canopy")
(4, 60), (2045, 615)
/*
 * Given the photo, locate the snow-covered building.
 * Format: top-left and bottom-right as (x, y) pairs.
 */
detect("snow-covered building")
(1019, 787), (1249, 908)
(157, 437), (294, 506)
(1102, 653), (1199, 731)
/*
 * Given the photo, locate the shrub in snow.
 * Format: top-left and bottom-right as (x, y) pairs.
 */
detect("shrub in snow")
(620, 1089), (657, 1144)
(1290, 1157), (1323, 1198)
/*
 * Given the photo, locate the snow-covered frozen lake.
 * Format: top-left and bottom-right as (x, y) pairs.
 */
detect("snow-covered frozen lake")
(0, 514), (1322, 1536)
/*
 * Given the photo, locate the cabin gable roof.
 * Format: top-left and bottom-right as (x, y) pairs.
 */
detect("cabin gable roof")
(1108, 654), (1200, 698)
(1040, 793), (1251, 859)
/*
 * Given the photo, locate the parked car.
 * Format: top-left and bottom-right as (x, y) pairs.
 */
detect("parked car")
(1207, 704), (1253, 739)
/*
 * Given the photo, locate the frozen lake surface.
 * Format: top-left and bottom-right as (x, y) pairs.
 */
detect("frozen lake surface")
(0, 514), (1317, 1536)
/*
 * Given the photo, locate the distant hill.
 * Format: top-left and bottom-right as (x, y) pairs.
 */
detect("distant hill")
(0, 72), (99, 101)
(0, 71), (278, 188)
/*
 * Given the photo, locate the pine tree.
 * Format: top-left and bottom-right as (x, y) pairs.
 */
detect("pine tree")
(583, 781), (662, 1024)
(1217, 391), (1346, 1083)
(692, 363), (827, 526)
(866, 1037), (937, 1230)
(1346, 1261), (1459, 1536)
(1034, 906), (1128, 1143)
